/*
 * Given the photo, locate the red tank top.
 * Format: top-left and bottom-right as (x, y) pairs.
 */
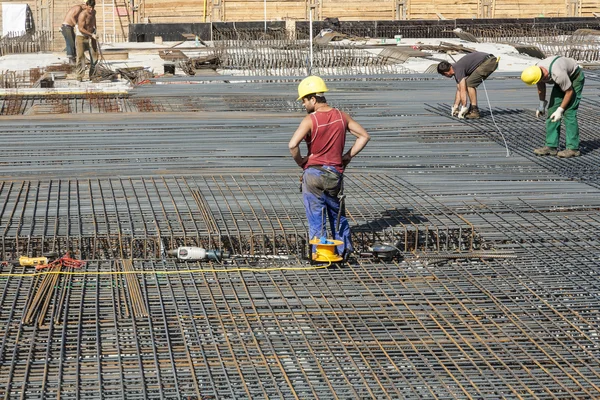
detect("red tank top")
(304, 108), (348, 173)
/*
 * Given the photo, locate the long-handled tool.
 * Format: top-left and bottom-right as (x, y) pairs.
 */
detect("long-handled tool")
(88, 37), (99, 78)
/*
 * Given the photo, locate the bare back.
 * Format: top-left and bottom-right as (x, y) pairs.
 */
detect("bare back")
(62, 4), (84, 26)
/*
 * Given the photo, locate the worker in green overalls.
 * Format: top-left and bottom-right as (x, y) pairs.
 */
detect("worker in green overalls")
(521, 56), (585, 158)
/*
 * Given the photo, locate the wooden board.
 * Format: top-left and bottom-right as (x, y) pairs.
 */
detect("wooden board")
(158, 49), (188, 60)
(4, 0), (600, 52)
(100, 51), (129, 60)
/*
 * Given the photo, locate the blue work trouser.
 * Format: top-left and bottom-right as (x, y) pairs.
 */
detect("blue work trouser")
(61, 24), (76, 59)
(545, 71), (585, 150)
(302, 166), (352, 255)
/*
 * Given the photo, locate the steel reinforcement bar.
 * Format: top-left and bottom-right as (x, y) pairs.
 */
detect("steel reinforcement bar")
(0, 174), (476, 260)
(1, 251), (599, 398)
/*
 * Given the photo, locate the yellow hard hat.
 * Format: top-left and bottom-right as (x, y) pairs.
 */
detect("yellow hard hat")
(521, 65), (542, 85)
(297, 76), (329, 100)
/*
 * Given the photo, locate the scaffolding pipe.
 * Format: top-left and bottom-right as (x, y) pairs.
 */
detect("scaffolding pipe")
(309, 4), (314, 75)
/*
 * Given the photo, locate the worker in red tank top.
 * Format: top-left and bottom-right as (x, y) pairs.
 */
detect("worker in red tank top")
(289, 76), (370, 261)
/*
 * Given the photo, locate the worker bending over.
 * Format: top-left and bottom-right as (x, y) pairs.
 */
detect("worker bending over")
(437, 51), (499, 119)
(289, 76), (370, 261)
(75, 0), (97, 81)
(521, 56), (585, 158)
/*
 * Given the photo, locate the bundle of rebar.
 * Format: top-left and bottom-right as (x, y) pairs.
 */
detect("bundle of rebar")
(22, 265), (63, 327)
(121, 259), (148, 318)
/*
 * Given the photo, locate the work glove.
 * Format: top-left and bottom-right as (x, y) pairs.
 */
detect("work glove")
(457, 105), (469, 119)
(90, 33), (97, 40)
(536, 100), (548, 118)
(550, 107), (564, 122)
(451, 104), (459, 117)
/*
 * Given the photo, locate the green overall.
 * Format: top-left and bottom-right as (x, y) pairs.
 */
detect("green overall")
(545, 57), (585, 150)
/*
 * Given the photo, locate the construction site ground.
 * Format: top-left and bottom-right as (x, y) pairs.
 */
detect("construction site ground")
(1, 38), (600, 398)
(0, 37), (538, 86)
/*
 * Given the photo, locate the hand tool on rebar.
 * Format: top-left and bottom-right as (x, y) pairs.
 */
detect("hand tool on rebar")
(167, 247), (229, 262)
(1, 252), (85, 270)
(1, 253), (58, 268)
(16, 256), (52, 267)
(360, 241), (403, 261)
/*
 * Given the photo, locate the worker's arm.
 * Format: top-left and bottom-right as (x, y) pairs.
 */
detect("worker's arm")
(342, 112), (370, 166)
(453, 87), (461, 108)
(559, 87), (574, 109)
(455, 78), (470, 118)
(90, 10), (97, 36)
(536, 82), (546, 101)
(534, 82), (548, 117)
(457, 79), (468, 107)
(450, 88), (461, 116)
(288, 116), (312, 168)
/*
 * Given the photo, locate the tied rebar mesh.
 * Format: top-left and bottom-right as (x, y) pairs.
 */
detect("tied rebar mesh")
(214, 38), (416, 76)
(427, 93), (600, 190)
(0, 175), (477, 260)
(469, 26), (600, 62)
(1, 74), (600, 398)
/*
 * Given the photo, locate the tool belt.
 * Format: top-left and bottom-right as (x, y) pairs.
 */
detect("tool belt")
(306, 165), (341, 176)
(304, 165), (343, 196)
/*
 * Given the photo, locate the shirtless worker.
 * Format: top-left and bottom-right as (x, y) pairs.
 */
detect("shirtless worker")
(75, 0), (98, 81)
(60, 1), (92, 64)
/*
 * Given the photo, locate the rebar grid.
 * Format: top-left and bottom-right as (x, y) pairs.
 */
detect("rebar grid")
(427, 95), (600, 190)
(458, 198), (600, 250)
(475, 29), (600, 62)
(1, 74), (600, 398)
(214, 39), (416, 76)
(298, 20), (600, 42)
(0, 174), (475, 260)
(0, 251), (599, 398)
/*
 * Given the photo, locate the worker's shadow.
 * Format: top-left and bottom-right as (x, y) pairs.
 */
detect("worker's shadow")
(352, 208), (429, 233)
(580, 139), (600, 154)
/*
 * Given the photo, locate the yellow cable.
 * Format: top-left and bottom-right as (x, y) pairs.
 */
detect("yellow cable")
(0, 249), (349, 278)
(0, 262), (334, 278)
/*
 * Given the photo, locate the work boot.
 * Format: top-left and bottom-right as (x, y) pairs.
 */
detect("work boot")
(557, 148), (581, 158)
(465, 106), (480, 119)
(342, 250), (353, 263)
(533, 146), (557, 156)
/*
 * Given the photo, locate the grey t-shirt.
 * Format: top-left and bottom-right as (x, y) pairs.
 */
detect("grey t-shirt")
(537, 56), (579, 91)
(452, 52), (490, 83)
